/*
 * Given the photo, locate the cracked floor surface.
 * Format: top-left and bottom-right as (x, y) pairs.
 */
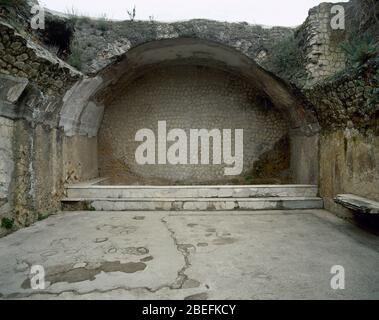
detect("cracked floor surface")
(0, 210), (378, 300)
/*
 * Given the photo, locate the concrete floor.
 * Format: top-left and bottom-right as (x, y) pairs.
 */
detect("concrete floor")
(0, 210), (378, 300)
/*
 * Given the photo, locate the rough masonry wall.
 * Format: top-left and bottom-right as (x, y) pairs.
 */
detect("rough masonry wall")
(297, 1), (379, 219)
(5, 119), (69, 229)
(99, 65), (290, 185)
(304, 69), (377, 131)
(0, 13), (97, 235)
(70, 18), (293, 74)
(305, 64), (379, 217)
(296, 2), (346, 87)
(0, 22), (80, 95)
(319, 130), (378, 217)
(0, 117), (14, 220)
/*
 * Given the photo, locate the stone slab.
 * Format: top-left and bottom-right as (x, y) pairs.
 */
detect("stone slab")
(0, 74), (28, 104)
(66, 185), (319, 199)
(62, 197), (324, 211)
(335, 194), (379, 215)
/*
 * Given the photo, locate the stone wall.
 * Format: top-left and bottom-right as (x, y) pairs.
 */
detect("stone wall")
(0, 117), (14, 221)
(1, 0), (376, 234)
(0, 10), (98, 235)
(0, 2), (321, 235)
(298, 1), (379, 219)
(69, 18), (293, 75)
(319, 130), (378, 217)
(98, 65), (291, 185)
(290, 134), (319, 185)
(0, 22), (80, 95)
(304, 69), (377, 131)
(9, 122), (64, 227)
(296, 2), (346, 87)
(305, 63), (378, 218)
(63, 135), (99, 184)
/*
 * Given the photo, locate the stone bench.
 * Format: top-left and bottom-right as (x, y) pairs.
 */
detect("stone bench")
(334, 194), (379, 214)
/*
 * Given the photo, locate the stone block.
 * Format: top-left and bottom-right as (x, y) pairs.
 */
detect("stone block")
(0, 74), (28, 103)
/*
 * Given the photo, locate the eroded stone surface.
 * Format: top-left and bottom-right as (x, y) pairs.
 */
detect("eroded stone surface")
(0, 117), (14, 202)
(0, 74), (28, 104)
(0, 22), (81, 95)
(0, 210), (378, 300)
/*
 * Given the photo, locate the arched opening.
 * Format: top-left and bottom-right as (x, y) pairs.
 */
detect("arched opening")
(61, 38), (320, 185)
(98, 64), (291, 185)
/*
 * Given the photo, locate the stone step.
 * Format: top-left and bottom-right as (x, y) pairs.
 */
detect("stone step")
(66, 185), (319, 199)
(62, 197), (324, 211)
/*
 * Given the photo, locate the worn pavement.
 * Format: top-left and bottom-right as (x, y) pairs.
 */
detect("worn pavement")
(0, 210), (378, 300)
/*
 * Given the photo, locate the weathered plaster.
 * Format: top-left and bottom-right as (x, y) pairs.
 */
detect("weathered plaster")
(63, 135), (99, 184)
(0, 117), (14, 217)
(319, 130), (379, 217)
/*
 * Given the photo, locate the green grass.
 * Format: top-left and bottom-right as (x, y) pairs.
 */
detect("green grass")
(96, 13), (111, 32)
(67, 40), (83, 70)
(65, 7), (111, 31)
(65, 6), (92, 26)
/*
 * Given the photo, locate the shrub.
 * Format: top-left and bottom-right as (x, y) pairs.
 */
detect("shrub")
(97, 13), (110, 32)
(65, 6), (91, 26)
(127, 5), (136, 21)
(67, 40), (83, 70)
(266, 34), (307, 85)
(341, 32), (379, 68)
(0, 0), (25, 7)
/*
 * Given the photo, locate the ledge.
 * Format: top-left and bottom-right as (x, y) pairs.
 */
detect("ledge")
(334, 194), (379, 215)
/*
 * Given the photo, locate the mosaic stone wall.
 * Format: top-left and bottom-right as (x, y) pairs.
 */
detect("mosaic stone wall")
(98, 65), (290, 185)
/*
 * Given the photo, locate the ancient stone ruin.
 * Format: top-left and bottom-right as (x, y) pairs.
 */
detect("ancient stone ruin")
(0, 0), (378, 235)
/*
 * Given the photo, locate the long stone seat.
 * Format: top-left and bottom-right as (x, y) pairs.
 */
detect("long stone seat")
(62, 196), (324, 211)
(65, 184), (319, 199)
(62, 184), (323, 211)
(334, 194), (379, 214)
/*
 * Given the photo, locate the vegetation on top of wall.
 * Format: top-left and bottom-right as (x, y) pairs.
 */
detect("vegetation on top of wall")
(66, 14), (91, 26)
(341, 32), (379, 69)
(308, 0), (379, 88)
(36, 15), (75, 58)
(0, 0), (32, 34)
(306, 51), (378, 133)
(0, 0), (26, 7)
(66, 7), (112, 31)
(96, 14), (112, 32)
(67, 40), (83, 69)
(324, 29), (378, 86)
(64, 8), (116, 70)
(262, 34), (307, 87)
(0, 0), (30, 22)
(346, 0), (379, 36)
(304, 3), (378, 133)
(127, 5), (137, 21)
